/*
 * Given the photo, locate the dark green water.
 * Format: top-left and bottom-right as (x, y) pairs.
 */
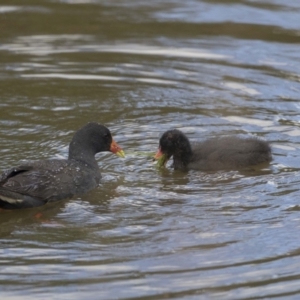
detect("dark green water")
(1, 0), (300, 299)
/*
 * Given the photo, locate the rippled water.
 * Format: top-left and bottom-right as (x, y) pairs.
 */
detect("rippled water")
(1, 0), (300, 299)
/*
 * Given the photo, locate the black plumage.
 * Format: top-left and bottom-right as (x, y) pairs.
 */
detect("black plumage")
(0, 122), (124, 209)
(154, 129), (271, 171)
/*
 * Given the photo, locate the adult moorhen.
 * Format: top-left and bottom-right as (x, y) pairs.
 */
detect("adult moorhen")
(0, 122), (125, 209)
(154, 129), (271, 171)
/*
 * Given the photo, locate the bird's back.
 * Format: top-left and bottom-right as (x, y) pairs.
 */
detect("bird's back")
(0, 159), (101, 209)
(188, 136), (271, 170)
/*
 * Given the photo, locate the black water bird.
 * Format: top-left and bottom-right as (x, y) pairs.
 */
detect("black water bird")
(154, 129), (271, 171)
(0, 122), (125, 209)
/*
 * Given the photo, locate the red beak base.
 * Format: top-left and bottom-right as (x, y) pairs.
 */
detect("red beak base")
(110, 139), (125, 158)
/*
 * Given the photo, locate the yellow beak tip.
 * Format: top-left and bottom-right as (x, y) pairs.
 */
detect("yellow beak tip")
(116, 150), (125, 158)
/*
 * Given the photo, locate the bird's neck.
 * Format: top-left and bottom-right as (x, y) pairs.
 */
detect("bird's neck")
(68, 142), (98, 170)
(173, 147), (193, 170)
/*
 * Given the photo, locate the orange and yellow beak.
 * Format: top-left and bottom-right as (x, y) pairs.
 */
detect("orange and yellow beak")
(154, 147), (169, 167)
(110, 139), (125, 158)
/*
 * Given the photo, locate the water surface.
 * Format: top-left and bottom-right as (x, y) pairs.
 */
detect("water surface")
(1, 0), (300, 299)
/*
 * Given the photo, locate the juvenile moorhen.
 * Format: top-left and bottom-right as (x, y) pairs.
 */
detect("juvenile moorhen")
(154, 129), (271, 171)
(0, 122), (125, 209)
